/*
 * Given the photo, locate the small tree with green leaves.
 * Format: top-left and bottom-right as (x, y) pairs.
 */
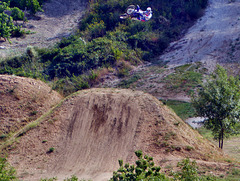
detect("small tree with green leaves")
(0, 12), (14, 42)
(192, 65), (240, 149)
(0, 157), (17, 181)
(110, 150), (168, 181)
(11, 7), (25, 21)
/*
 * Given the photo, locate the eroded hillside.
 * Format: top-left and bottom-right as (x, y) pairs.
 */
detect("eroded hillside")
(5, 88), (227, 181)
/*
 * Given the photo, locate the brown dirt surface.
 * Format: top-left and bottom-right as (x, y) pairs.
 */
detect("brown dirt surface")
(0, 0), (88, 59)
(0, 75), (63, 137)
(5, 88), (231, 181)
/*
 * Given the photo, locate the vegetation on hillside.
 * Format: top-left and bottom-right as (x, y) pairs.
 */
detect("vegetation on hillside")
(0, 0), (208, 96)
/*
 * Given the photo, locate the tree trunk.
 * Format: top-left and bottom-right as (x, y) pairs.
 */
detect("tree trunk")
(221, 128), (224, 149)
(218, 134), (221, 148)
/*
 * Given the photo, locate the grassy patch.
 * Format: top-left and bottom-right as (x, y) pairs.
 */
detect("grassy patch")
(161, 99), (195, 120)
(117, 74), (142, 88)
(163, 63), (205, 95)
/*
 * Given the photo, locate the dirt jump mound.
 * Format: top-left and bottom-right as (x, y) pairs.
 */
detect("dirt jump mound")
(6, 88), (224, 180)
(0, 75), (62, 136)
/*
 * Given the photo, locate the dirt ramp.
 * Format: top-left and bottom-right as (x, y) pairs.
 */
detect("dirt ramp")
(7, 88), (224, 181)
(0, 75), (62, 135)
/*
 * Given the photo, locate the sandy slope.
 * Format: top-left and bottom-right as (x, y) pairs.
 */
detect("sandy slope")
(0, 75), (62, 135)
(7, 88), (226, 181)
(159, 0), (240, 71)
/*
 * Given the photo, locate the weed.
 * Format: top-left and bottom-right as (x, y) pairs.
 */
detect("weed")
(29, 110), (38, 116)
(231, 168), (240, 175)
(40, 177), (57, 181)
(47, 147), (55, 153)
(0, 134), (8, 140)
(164, 131), (176, 140)
(174, 122), (180, 126)
(185, 145), (194, 151)
(118, 74), (141, 88)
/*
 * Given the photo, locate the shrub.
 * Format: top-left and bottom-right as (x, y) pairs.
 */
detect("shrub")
(86, 21), (106, 40)
(110, 150), (169, 181)
(0, 12), (14, 42)
(174, 158), (199, 181)
(47, 147), (55, 153)
(0, 157), (17, 181)
(11, 7), (25, 21)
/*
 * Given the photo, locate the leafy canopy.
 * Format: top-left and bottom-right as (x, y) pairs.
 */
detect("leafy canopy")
(192, 65), (240, 148)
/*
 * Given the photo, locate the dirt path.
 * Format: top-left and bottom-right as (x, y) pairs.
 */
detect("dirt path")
(158, 0), (240, 71)
(0, 0), (87, 59)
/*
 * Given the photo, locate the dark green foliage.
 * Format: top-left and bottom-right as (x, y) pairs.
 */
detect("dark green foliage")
(0, 1), (10, 13)
(63, 175), (79, 181)
(7, 0), (43, 14)
(110, 150), (168, 181)
(192, 65), (240, 149)
(11, 7), (24, 20)
(0, 157), (17, 181)
(0, 12), (14, 42)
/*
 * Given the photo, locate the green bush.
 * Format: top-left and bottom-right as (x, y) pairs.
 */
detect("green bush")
(11, 7), (25, 21)
(0, 12), (14, 42)
(0, 2), (10, 13)
(110, 150), (169, 181)
(0, 157), (17, 181)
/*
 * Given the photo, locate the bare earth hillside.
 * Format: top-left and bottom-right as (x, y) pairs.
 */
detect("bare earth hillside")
(159, 0), (240, 70)
(0, 75), (63, 136)
(6, 88), (228, 181)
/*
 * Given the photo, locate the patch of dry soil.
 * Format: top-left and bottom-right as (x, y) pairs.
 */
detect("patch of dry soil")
(0, 0), (87, 58)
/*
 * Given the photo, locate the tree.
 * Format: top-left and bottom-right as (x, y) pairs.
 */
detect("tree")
(192, 65), (240, 149)
(0, 12), (14, 43)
